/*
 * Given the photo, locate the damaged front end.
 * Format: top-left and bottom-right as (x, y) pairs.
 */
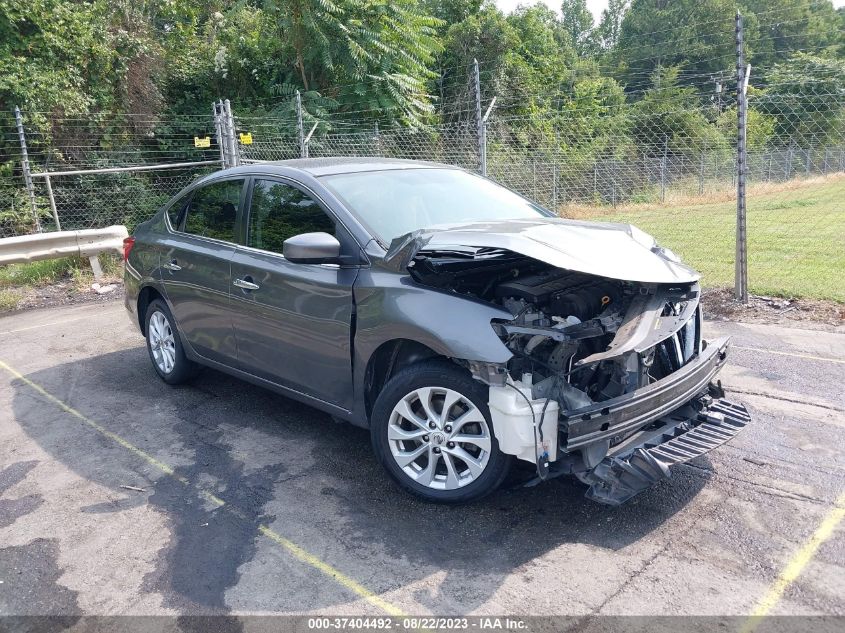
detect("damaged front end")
(405, 240), (750, 505)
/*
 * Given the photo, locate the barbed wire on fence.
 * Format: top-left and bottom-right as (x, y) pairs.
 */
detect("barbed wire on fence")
(0, 22), (843, 302)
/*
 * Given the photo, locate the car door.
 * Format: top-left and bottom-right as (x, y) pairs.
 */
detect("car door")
(159, 177), (245, 365)
(230, 177), (359, 409)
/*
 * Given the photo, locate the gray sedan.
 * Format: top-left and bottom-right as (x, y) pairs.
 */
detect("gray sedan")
(124, 158), (749, 505)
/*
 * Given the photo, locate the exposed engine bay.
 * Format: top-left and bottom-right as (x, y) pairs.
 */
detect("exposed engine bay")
(409, 246), (700, 410)
(408, 246), (750, 504)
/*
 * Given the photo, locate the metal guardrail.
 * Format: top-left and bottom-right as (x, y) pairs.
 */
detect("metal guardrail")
(0, 225), (128, 280)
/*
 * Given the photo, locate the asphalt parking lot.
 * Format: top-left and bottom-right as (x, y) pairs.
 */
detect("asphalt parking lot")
(0, 301), (843, 620)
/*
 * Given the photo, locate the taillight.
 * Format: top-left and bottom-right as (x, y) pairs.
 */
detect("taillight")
(123, 236), (135, 262)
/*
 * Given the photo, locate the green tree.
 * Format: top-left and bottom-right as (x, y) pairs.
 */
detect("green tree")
(594, 0), (628, 52)
(755, 53), (845, 147)
(421, 0), (482, 26)
(438, 4), (520, 123)
(0, 0), (121, 114)
(560, 0), (595, 56)
(743, 0), (843, 69)
(716, 105), (776, 151)
(556, 61), (628, 157)
(264, 0), (442, 125)
(614, 0), (754, 91)
(509, 3), (574, 87)
(630, 66), (727, 156)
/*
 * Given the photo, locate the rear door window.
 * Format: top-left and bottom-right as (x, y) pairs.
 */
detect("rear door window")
(247, 179), (336, 255)
(183, 179), (244, 243)
(166, 190), (192, 230)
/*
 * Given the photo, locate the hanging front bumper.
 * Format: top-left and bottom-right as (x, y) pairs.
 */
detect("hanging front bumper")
(580, 390), (751, 505)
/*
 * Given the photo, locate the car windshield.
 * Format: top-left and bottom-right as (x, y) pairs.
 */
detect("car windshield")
(320, 168), (549, 244)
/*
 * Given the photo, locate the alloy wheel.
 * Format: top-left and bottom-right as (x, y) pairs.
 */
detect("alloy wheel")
(148, 311), (176, 374)
(388, 386), (491, 490)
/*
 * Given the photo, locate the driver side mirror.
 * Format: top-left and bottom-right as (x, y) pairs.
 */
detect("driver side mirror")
(283, 232), (341, 264)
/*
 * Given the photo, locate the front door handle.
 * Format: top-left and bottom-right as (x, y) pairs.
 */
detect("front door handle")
(233, 277), (260, 291)
(163, 259), (181, 271)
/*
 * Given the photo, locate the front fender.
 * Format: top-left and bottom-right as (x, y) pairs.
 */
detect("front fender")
(355, 274), (513, 364)
(351, 269), (513, 423)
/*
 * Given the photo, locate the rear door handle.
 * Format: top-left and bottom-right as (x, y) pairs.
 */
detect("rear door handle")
(233, 277), (260, 291)
(163, 259), (181, 271)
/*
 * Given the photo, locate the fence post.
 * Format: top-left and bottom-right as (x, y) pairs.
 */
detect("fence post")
(215, 99), (237, 168)
(212, 101), (226, 167)
(552, 161), (558, 212)
(374, 121), (381, 156)
(699, 150), (705, 194)
(303, 122), (318, 158)
(218, 100), (226, 165)
(473, 59), (485, 175)
(223, 99), (240, 167)
(296, 91), (306, 158)
(805, 146), (811, 176)
(735, 12), (749, 304)
(823, 148), (829, 174)
(660, 137), (668, 203)
(611, 160), (617, 207)
(14, 106), (42, 233)
(43, 174), (61, 230)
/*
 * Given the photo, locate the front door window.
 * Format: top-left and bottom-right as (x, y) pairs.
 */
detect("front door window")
(247, 180), (335, 254)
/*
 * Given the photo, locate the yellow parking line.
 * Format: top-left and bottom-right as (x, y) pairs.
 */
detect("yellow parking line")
(742, 493), (845, 632)
(258, 526), (405, 616)
(0, 358), (406, 617)
(733, 345), (845, 365)
(0, 316), (95, 337)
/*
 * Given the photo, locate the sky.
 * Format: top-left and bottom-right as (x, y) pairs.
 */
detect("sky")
(494, 0), (609, 21)
(494, 0), (845, 22)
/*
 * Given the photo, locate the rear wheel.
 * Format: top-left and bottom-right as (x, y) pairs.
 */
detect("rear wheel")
(371, 361), (510, 503)
(144, 299), (197, 384)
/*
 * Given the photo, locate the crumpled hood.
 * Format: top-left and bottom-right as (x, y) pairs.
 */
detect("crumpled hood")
(384, 217), (700, 284)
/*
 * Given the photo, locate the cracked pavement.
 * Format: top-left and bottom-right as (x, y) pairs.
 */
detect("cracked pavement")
(0, 302), (843, 618)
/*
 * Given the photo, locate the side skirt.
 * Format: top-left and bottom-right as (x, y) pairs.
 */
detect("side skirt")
(183, 348), (368, 428)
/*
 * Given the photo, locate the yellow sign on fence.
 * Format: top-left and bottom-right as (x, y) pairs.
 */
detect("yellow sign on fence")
(194, 136), (211, 148)
(239, 132), (253, 145)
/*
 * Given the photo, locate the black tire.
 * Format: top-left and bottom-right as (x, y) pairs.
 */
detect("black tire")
(144, 299), (197, 385)
(371, 360), (511, 503)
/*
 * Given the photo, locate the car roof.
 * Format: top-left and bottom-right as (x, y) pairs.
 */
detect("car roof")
(221, 157), (456, 177)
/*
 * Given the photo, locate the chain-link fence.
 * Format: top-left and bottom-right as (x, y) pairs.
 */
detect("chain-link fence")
(233, 77), (844, 302)
(2, 40), (843, 302)
(0, 110), (222, 237)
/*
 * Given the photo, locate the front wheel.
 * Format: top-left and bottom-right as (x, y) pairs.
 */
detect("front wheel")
(371, 361), (511, 503)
